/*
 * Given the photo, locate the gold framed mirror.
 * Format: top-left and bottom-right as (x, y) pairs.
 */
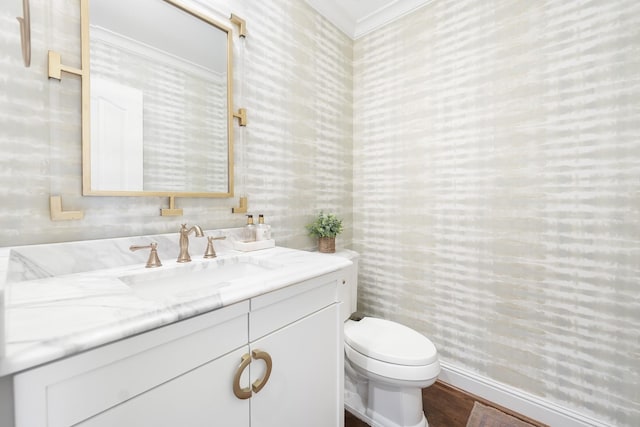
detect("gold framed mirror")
(81, 0), (234, 197)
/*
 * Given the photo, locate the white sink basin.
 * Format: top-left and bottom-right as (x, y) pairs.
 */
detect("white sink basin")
(119, 257), (280, 301)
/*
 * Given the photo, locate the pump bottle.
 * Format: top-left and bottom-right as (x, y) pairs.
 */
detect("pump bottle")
(255, 214), (271, 241)
(244, 215), (256, 242)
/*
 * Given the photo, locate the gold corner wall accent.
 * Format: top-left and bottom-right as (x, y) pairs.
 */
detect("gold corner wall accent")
(230, 14), (246, 38)
(233, 108), (247, 126)
(17, 0), (31, 67)
(232, 196), (248, 214)
(48, 51), (83, 80)
(47, 0), (88, 80)
(161, 196), (184, 217)
(50, 196), (84, 221)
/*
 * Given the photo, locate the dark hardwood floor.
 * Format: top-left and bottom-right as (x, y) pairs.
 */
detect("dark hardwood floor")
(344, 381), (546, 427)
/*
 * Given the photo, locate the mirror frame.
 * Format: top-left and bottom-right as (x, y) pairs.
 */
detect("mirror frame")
(81, 0), (234, 198)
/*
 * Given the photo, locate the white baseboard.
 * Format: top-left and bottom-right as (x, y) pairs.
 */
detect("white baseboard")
(438, 361), (611, 427)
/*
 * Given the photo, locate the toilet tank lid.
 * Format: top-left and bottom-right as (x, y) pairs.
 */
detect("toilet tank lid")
(344, 317), (437, 366)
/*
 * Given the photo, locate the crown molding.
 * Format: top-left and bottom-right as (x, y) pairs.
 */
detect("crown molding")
(354, 0), (434, 38)
(305, 0), (434, 40)
(305, 0), (354, 37)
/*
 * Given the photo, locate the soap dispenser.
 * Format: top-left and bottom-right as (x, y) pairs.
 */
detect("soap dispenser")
(256, 214), (271, 241)
(244, 214), (256, 242)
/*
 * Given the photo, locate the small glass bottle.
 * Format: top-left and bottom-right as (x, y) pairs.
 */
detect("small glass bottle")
(244, 214), (256, 242)
(255, 214), (271, 241)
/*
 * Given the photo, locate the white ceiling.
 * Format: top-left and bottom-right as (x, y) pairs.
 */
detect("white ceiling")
(304, 0), (434, 39)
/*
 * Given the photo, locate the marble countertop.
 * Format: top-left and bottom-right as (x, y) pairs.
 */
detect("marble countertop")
(0, 229), (351, 376)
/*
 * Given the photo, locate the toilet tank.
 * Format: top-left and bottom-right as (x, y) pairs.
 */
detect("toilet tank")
(333, 250), (359, 321)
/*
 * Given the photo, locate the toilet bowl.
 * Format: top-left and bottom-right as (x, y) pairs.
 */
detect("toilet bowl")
(334, 251), (441, 427)
(344, 317), (440, 427)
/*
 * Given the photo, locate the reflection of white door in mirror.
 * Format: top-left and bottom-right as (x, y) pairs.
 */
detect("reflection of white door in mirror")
(90, 77), (144, 191)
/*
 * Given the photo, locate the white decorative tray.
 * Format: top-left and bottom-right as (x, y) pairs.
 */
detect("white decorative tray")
(233, 239), (276, 252)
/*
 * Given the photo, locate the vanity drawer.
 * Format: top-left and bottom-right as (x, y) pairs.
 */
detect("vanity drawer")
(249, 271), (340, 341)
(14, 301), (249, 427)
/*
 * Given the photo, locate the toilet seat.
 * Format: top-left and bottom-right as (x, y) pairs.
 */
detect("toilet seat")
(344, 317), (437, 366)
(344, 317), (440, 383)
(345, 342), (440, 383)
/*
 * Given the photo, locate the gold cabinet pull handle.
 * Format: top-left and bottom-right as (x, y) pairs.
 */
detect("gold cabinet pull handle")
(233, 353), (252, 399)
(251, 349), (272, 394)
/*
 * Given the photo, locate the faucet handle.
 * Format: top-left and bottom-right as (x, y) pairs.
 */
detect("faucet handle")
(204, 235), (226, 259)
(129, 242), (163, 268)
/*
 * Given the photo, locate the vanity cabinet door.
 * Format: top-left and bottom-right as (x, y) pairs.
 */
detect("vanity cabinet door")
(249, 303), (342, 427)
(14, 302), (250, 427)
(76, 346), (250, 427)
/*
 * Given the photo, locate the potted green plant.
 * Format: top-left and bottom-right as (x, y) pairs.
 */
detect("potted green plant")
(306, 211), (343, 253)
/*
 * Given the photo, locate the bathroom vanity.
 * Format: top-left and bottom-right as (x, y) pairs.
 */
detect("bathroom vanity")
(0, 230), (351, 427)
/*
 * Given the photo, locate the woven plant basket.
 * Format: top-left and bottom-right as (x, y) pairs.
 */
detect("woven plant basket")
(318, 237), (336, 253)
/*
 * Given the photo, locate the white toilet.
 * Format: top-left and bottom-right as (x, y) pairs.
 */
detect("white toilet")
(336, 251), (440, 427)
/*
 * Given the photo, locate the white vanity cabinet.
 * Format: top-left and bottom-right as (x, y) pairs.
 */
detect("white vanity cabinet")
(12, 269), (344, 427)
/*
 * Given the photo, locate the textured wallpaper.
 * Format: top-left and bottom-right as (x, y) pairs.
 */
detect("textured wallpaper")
(1, 0), (639, 425)
(0, 0), (353, 247)
(353, 1), (639, 426)
(241, 0), (354, 249)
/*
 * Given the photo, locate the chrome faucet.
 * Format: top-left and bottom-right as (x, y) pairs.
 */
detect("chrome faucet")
(177, 224), (204, 263)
